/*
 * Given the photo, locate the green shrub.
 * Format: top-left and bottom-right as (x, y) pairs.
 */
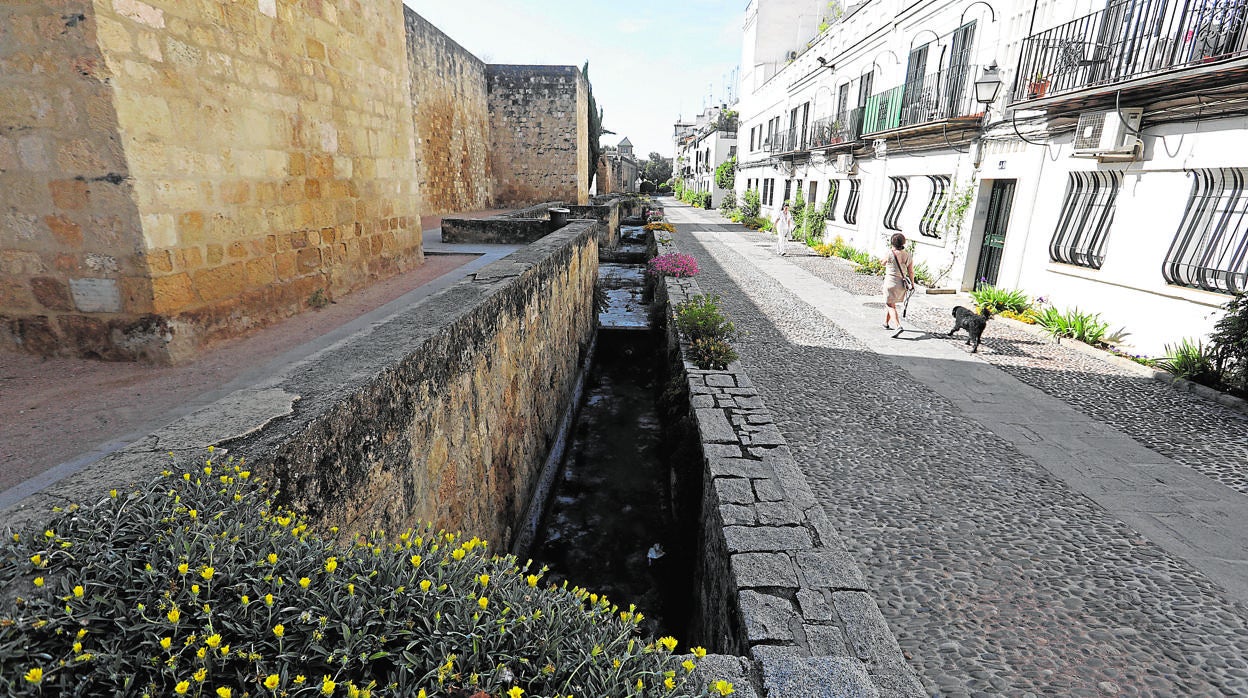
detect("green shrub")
(687, 337), (738, 370)
(674, 295), (737, 344)
(1209, 293), (1248, 396)
(969, 285), (1030, 314)
(1036, 306), (1109, 345)
(913, 262), (934, 288)
(718, 190), (737, 216)
(713, 157), (736, 191)
(0, 457), (715, 697)
(1155, 338), (1220, 387)
(740, 190), (761, 218)
(853, 257), (886, 276)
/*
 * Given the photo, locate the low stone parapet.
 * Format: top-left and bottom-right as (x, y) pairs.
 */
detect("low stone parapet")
(654, 236), (925, 698)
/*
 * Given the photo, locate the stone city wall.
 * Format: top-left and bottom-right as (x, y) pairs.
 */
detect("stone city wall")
(0, 1), (164, 360)
(1, 221), (600, 553)
(1, 2), (592, 363)
(404, 7), (492, 216)
(488, 65), (590, 208)
(1, 0), (422, 363)
(653, 236), (926, 697)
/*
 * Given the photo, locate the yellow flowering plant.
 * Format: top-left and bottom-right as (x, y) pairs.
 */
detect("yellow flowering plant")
(0, 454), (716, 697)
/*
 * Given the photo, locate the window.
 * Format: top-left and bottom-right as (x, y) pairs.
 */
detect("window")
(1162, 167), (1248, 294)
(808, 181), (818, 205)
(763, 178), (774, 206)
(1049, 171), (1122, 269)
(844, 179), (861, 224)
(795, 180), (803, 202)
(837, 83), (850, 126)
(825, 180), (839, 221)
(919, 175), (952, 239)
(857, 71), (874, 107)
(783, 179), (792, 203)
(884, 177), (909, 231)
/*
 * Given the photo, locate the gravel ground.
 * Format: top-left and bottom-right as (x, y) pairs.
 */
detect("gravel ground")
(672, 217), (1248, 698)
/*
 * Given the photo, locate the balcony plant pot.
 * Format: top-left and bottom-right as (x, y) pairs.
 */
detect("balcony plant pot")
(1027, 78), (1050, 99)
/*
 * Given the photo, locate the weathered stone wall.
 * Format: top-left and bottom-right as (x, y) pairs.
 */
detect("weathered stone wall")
(1, 0), (421, 363)
(488, 65), (590, 208)
(404, 7), (491, 216)
(103, 0), (421, 361)
(0, 2), (166, 360)
(257, 221), (598, 545)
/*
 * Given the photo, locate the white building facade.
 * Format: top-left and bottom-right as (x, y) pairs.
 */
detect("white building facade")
(735, 0), (1248, 355)
(675, 106), (740, 208)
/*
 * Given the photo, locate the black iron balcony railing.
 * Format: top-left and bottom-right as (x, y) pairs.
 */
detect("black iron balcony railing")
(765, 127), (804, 153)
(860, 63), (982, 135)
(808, 112), (865, 148)
(1017, 0), (1248, 101)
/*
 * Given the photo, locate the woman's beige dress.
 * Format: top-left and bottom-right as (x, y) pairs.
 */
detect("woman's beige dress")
(883, 249), (912, 305)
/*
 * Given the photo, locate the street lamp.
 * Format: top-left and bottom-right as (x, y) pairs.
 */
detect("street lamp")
(974, 62), (1003, 105)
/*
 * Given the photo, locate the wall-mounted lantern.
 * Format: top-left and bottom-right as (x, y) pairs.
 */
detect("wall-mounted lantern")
(974, 62), (1003, 105)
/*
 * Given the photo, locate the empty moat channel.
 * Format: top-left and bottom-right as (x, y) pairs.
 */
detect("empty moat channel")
(513, 223), (700, 641)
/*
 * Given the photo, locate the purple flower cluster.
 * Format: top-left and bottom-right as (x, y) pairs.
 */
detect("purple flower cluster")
(647, 253), (699, 278)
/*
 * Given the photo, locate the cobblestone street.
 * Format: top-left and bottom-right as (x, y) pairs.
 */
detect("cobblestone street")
(661, 199), (1248, 697)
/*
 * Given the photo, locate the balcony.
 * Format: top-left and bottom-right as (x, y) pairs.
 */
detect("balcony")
(808, 113), (864, 149)
(1015, 0), (1248, 109)
(764, 127), (805, 154)
(860, 64), (985, 136)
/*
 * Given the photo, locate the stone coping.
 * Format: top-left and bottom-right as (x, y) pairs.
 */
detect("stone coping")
(655, 237), (924, 697)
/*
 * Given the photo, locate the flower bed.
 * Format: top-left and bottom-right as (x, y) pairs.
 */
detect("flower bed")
(0, 453), (721, 697)
(646, 253), (699, 278)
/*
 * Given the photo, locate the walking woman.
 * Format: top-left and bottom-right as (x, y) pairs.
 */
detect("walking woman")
(883, 232), (914, 331)
(774, 202), (794, 256)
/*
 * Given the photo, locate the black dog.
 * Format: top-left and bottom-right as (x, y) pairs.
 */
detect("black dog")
(949, 306), (991, 352)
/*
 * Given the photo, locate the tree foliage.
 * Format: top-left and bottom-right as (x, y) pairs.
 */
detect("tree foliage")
(642, 152), (672, 184)
(584, 61), (604, 193)
(714, 157), (736, 191)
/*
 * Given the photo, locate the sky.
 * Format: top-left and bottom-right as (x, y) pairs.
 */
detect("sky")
(402, 0), (743, 159)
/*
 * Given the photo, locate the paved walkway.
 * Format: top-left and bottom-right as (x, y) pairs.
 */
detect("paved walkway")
(660, 199), (1248, 697)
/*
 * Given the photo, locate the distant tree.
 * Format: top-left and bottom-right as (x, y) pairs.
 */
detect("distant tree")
(584, 61), (604, 193)
(642, 152), (672, 184)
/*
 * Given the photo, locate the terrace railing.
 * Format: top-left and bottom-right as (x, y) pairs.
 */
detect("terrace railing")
(860, 63), (981, 135)
(808, 111), (865, 148)
(1016, 0), (1248, 101)
(765, 127), (804, 154)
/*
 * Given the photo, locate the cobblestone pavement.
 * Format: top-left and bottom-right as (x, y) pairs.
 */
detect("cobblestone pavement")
(784, 250), (1248, 497)
(662, 202), (1248, 697)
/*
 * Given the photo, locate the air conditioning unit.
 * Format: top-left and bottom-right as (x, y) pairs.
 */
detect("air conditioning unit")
(834, 153), (857, 174)
(1074, 109), (1143, 157)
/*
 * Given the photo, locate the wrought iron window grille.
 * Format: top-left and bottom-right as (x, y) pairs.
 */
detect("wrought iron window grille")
(845, 180), (861, 225)
(826, 180), (840, 221)
(1163, 167), (1248, 294)
(1049, 170), (1123, 269)
(884, 177), (910, 231)
(919, 175), (952, 238)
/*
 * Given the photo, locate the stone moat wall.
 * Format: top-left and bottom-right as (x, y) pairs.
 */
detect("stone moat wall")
(0, 220), (600, 553)
(0, 1), (590, 364)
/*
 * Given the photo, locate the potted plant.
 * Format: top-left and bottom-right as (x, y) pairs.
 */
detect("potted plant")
(1027, 71), (1051, 98)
